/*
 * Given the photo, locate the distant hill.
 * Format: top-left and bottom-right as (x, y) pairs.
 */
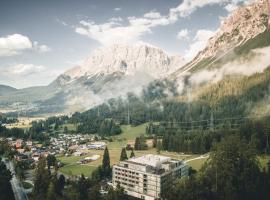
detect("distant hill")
(0, 85), (17, 96)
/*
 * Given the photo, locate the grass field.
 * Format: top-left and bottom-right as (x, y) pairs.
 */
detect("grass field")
(60, 164), (97, 177)
(59, 123), (77, 132)
(55, 123), (270, 177)
(58, 148), (204, 177)
(5, 117), (45, 129)
(58, 123), (210, 177)
(107, 123), (147, 149)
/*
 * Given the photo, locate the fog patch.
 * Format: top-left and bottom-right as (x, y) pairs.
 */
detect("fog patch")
(189, 46), (270, 86)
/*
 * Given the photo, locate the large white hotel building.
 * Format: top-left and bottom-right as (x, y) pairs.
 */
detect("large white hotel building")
(112, 154), (189, 200)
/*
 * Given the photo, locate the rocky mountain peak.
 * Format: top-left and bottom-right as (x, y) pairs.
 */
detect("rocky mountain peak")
(64, 44), (185, 80)
(199, 0), (269, 60)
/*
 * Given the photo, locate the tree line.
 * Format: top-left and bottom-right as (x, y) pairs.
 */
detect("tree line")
(164, 135), (270, 200)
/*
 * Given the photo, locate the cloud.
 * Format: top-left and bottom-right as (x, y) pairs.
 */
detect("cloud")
(144, 11), (162, 19)
(0, 34), (32, 56)
(108, 17), (123, 22)
(75, 10), (175, 46)
(74, 0), (256, 47)
(0, 34), (51, 57)
(224, 0), (256, 12)
(56, 18), (68, 26)
(114, 7), (122, 11)
(169, 0), (225, 18)
(0, 63), (64, 88)
(177, 29), (189, 40)
(170, 0), (255, 18)
(189, 46), (270, 85)
(33, 41), (51, 53)
(6, 64), (46, 76)
(184, 29), (216, 61)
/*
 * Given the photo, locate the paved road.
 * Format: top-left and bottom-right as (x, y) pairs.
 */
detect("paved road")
(2, 158), (29, 200)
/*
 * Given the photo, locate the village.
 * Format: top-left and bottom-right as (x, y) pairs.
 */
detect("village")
(1, 134), (108, 167)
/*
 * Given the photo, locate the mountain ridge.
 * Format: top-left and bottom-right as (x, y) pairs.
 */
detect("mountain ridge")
(173, 0), (270, 77)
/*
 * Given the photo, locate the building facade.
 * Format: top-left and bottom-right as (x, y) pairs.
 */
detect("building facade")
(112, 154), (189, 200)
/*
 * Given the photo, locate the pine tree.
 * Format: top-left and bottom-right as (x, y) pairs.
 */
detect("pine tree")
(78, 174), (90, 200)
(47, 181), (57, 200)
(130, 149), (135, 158)
(134, 137), (140, 150)
(55, 174), (65, 196)
(32, 157), (50, 200)
(120, 148), (128, 161)
(153, 135), (157, 148)
(157, 140), (162, 154)
(47, 154), (56, 170)
(102, 147), (111, 178)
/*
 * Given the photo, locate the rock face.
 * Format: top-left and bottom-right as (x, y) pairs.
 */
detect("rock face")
(175, 0), (270, 75)
(64, 44), (184, 81)
(201, 0), (269, 59)
(0, 44), (185, 114)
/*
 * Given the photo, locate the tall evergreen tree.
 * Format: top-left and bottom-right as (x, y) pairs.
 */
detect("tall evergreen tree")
(46, 154), (56, 170)
(120, 148), (128, 161)
(0, 161), (14, 200)
(157, 140), (162, 154)
(134, 137), (140, 150)
(153, 135), (157, 148)
(55, 174), (65, 196)
(32, 157), (50, 200)
(77, 174), (90, 200)
(47, 181), (57, 200)
(102, 147), (111, 178)
(130, 149), (135, 158)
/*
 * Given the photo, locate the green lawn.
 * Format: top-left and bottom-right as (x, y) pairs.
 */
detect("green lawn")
(58, 123), (209, 177)
(59, 164), (97, 177)
(59, 123), (77, 132)
(107, 123), (148, 149)
(187, 158), (208, 171)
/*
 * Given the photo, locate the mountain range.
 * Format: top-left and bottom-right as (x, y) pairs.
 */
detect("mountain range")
(0, 0), (270, 116)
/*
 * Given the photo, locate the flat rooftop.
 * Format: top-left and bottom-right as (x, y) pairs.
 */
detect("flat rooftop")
(128, 154), (171, 168)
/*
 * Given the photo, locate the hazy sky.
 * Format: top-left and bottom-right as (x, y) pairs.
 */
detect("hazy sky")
(0, 0), (253, 88)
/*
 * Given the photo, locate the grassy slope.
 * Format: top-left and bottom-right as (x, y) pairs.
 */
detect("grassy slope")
(58, 123), (205, 176)
(107, 123), (148, 149)
(59, 123), (148, 176)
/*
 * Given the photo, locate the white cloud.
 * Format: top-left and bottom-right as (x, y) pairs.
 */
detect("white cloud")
(6, 64), (46, 76)
(0, 34), (32, 56)
(224, 0), (256, 12)
(56, 18), (68, 26)
(114, 7), (122, 11)
(0, 63), (64, 88)
(170, 0), (226, 18)
(75, 10), (175, 46)
(144, 11), (162, 19)
(224, 3), (238, 12)
(177, 29), (189, 40)
(33, 41), (51, 53)
(75, 0), (256, 46)
(190, 46), (270, 85)
(108, 17), (123, 22)
(0, 34), (51, 57)
(184, 29), (216, 61)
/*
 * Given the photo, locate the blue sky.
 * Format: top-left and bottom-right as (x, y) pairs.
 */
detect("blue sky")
(0, 0), (253, 88)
